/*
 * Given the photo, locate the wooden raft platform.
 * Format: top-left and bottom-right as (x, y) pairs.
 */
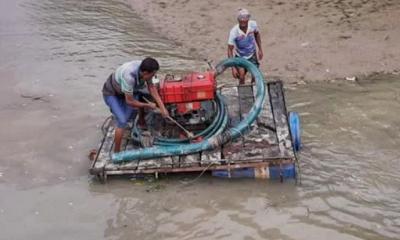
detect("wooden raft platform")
(90, 81), (297, 182)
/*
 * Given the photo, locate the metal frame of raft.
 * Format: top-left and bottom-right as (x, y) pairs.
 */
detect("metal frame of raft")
(90, 80), (299, 183)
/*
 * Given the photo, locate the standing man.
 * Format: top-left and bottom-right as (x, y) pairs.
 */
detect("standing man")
(227, 8), (263, 84)
(102, 57), (169, 152)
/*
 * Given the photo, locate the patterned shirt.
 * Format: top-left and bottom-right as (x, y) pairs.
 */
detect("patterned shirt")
(102, 60), (146, 96)
(114, 60), (142, 94)
(228, 20), (259, 59)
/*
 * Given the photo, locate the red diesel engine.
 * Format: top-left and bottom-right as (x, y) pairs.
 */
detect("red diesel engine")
(158, 71), (216, 125)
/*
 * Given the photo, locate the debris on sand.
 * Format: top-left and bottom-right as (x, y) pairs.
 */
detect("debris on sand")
(20, 94), (49, 102)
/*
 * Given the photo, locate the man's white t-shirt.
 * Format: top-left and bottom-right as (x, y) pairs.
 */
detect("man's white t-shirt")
(228, 20), (259, 59)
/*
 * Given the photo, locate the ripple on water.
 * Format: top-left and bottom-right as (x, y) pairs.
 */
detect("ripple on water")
(288, 77), (400, 239)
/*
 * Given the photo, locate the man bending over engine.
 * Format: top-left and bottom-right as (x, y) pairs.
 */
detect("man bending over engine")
(102, 57), (169, 152)
(227, 8), (263, 84)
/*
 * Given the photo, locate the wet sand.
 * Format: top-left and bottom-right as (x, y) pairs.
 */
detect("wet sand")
(128, 0), (400, 82)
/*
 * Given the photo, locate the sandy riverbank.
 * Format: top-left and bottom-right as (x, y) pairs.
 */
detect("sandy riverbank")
(128, 0), (400, 82)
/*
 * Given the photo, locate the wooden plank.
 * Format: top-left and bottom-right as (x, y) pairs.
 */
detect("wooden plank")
(92, 124), (114, 171)
(238, 84), (254, 120)
(223, 140), (291, 161)
(179, 153), (201, 167)
(237, 85), (255, 154)
(171, 155), (180, 168)
(268, 81), (294, 157)
(221, 87), (240, 127)
(115, 155), (175, 171)
(137, 158), (161, 170)
(104, 159), (294, 175)
(253, 84), (277, 144)
(201, 148), (222, 165)
(250, 124), (277, 146)
(105, 160), (139, 171)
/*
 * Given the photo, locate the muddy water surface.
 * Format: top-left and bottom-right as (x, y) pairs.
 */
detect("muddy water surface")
(0, 0), (399, 239)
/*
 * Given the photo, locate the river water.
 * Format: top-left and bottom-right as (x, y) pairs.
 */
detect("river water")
(0, 0), (399, 239)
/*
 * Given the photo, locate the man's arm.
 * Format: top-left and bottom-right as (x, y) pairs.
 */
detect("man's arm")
(125, 93), (155, 109)
(254, 31), (263, 60)
(227, 27), (237, 58)
(227, 44), (235, 58)
(228, 44), (239, 78)
(148, 83), (169, 118)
